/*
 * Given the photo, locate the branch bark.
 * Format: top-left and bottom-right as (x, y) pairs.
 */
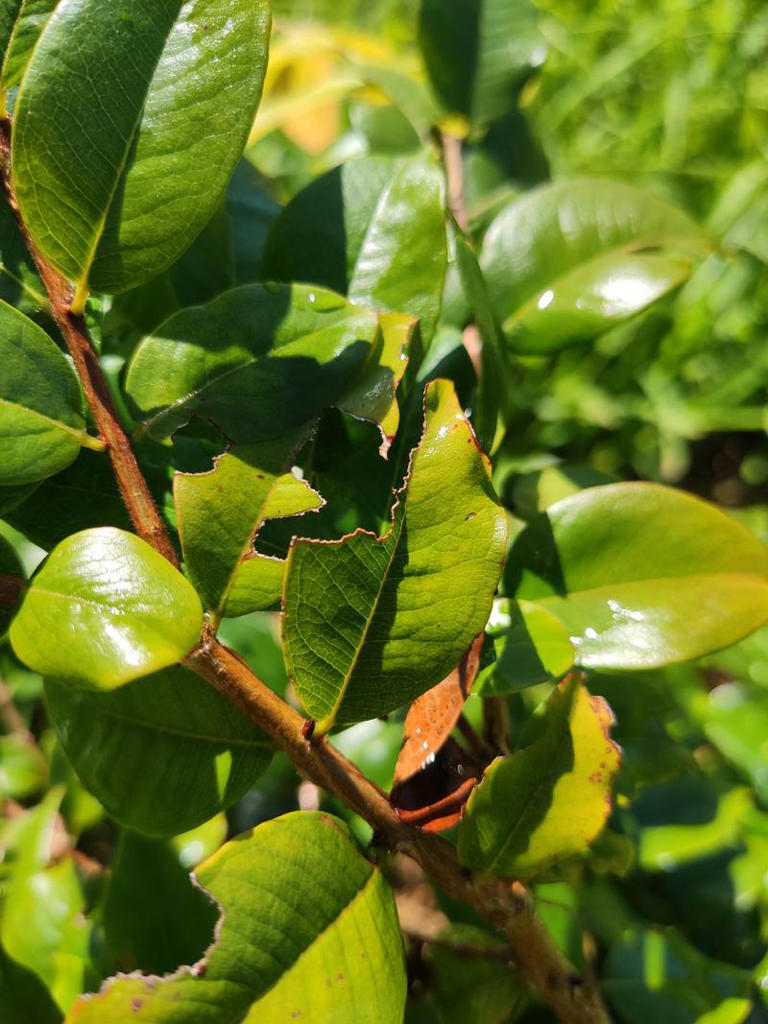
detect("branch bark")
(0, 572), (25, 609)
(0, 117), (178, 567)
(185, 636), (610, 1024)
(2, 111), (610, 1024)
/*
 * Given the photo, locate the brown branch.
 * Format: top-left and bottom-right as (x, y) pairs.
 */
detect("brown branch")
(185, 636), (611, 1024)
(0, 117), (178, 567)
(0, 572), (25, 609)
(2, 105), (608, 1024)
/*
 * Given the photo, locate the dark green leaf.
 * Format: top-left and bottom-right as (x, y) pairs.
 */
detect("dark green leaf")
(476, 599), (574, 696)
(102, 831), (218, 974)
(1, 0), (56, 90)
(0, 299), (94, 487)
(46, 666), (272, 836)
(12, 0), (270, 296)
(11, 528), (203, 689)
(263, 153), (447, 341)
(419, 0), (545, 124)
(0, 940), (62, 1024)
(125, 283), (381, 444)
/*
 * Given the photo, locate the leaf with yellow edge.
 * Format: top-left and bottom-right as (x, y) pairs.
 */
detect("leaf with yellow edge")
(459, 676), (621, 878)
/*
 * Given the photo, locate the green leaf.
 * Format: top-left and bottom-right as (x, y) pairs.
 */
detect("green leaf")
(0, 0), (23, 66)
(480, 179), (712, 353)
(12, 0), (270, 297)
(0, 299), (95, 487)
(0, 940), (62, 1024)
(509, 483), (768, 670)
(0, 733), (46, 799)
(459, 677), (621, 877)
(175, 442), (324, 621)
(262, 153), (448, 341)
(125, 283), (381, 443)
(11, 528), (203, 689)
(424, 924), (524, 1024)
(476, 599), (575, 696)
(603, 928), (752, 1024)
(419, 0), (545, 125)
(46, 667), (272, 836)
(284, 379), (507, 731)
(102, 831), (219, 975)
(0, 199), (47, 315)
(66, 812), (407, 1024)
(1, 0), (56, 90)
(1, 788), (90, 1014)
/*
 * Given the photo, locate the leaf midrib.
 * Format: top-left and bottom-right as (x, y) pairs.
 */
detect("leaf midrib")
(535, 570), (768, 608)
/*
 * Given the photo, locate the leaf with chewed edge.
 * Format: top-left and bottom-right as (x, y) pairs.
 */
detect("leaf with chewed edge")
(66, 812), (406, 1024)
(283, 379), (507, 733)
(175, 440), (324, 621)
(459, 676), (621, 878)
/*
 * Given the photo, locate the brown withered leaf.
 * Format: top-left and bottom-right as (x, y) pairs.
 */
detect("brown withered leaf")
(393, 633), (485, 788)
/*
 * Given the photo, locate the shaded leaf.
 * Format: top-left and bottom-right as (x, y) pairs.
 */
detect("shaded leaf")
(66, 812), (407, 1024)
(263, 153), (447, 341)
(603, 928), (752, 1024)
(1, 0), (56, 90)
(394, 633), (485, 786)
(284, 379), (507, 731)
(45, 666), (272, 836)
(175, 442), (323, 621)
(476, 599), (574, 696)
(0, 199), (46, 317)
(11, 528), (203, 690)
(125, 283), (381, 444)
(459, 677), (621, 877)
(0, 299), (92, 487)
(12, 0), (270, 296)
(391, 736), (479, 833)
(102, 831), (218, 975)
(480, 179), (712, 353)
(419, 0), (545, 124)
(0, 940), (62, 1024)
(509, 483), (768, 670)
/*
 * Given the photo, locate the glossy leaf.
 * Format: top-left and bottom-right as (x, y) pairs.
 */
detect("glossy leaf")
(419, 0), (545, 124)
(459, 677), (621, 877)
(12, 0), (270, 296)
(1, 0), (56, 90)
(0, 299), (91, 487)
(11, 528), (203, 690)
(45, 666), (272, 836)
(284, 380), (507, 731)
(480, 179), (712, 353)
(175, 442), (323, 620)
(476, 599), (575, 696)
(67, 812), (407, 1024)
(509, 483), (768, 670)
(125, 283), (381, 443)
(262, 153), (447, 341)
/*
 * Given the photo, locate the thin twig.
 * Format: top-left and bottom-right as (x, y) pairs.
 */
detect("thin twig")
(0, 117), (178, 567)
(185, 636), (610, 1024)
